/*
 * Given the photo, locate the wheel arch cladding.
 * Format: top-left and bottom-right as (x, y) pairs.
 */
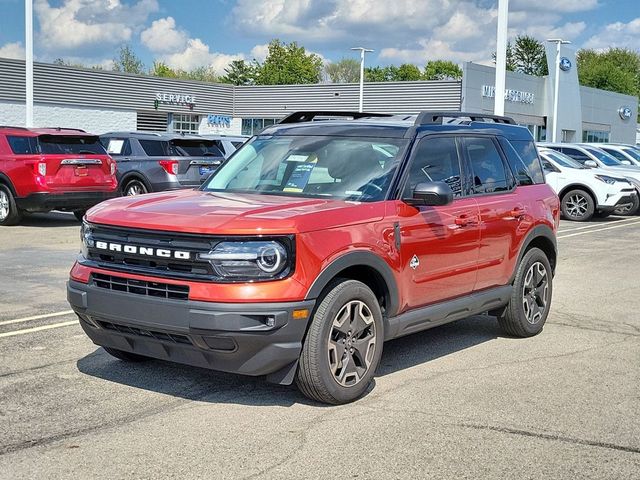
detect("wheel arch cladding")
(558, 184), (597, 206)
(0, 174), (17, 196)
(121, 172), (151, 192)
(514, 225), (557, 281)
(305, 251), (399, 318)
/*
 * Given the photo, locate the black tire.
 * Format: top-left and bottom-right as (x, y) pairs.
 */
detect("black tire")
(295, 279), (384, 405)
(103, 346), (149, 362)
(123, 178), (149, 196)
(560, 189), (594, 221)
(497, 247), (552, 338)
(73, 210), (86, 222)
(0, 184), (23, 226)
(613, 192), (639, 216)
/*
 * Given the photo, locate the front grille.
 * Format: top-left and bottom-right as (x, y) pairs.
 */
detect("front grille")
(96, 319), (192, 345)
(93, 273), (189, 300)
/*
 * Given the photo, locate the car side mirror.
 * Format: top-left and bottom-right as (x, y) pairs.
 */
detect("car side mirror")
(405, 181), (454, 207)
(584, 160), (598, 168)
(620, 160), (632, 166)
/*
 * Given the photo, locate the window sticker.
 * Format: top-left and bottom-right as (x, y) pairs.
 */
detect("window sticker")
(283, 154), (318, 192)
(286, 154), (310, 163)
(107, 139), (124, 155)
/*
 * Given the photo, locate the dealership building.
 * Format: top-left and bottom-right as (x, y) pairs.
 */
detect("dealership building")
(0, 45), (637, 144)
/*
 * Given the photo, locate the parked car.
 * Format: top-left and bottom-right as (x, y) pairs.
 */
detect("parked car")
(538, 147), (637, 220)
(200, 134), (249, 158)
(584, 143), (640, 167)
(100, 132), (226, 196)
(542, 142), (640, 215)
(0, 126), (118, 225)
(69, 111), (559, 404)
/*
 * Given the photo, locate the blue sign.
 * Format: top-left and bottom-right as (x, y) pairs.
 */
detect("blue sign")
(559, 57), (572, 72)
(618, 106), (632, 120)
(207, 114), (231, 128)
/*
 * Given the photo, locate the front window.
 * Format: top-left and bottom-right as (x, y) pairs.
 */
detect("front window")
(202, 135), (407, 202)
(582, 147), (621, 166)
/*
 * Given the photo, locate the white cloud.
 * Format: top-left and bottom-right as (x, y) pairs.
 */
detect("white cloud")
(583, 17), (640, 50)
(249, 43), (269, 62)
(510, 0), (599, 13)
(158, 38), (244, 74)
(140, 16), (188, 53)
(0, 42), (25, 60)
(35, 0), (159, 53)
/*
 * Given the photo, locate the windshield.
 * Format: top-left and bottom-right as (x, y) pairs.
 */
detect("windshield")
(583, 147), (621, 166)
(38, 135), (106, 155)
(621, 147), (640, 161)
(172, 139), (223, 157)
(202, 135), (407, 202)
(543, 150), (587, 169)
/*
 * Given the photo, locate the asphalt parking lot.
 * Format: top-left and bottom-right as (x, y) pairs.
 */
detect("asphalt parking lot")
(1, 213), (639, 479)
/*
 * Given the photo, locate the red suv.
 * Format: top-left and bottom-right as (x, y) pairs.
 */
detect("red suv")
(67, 112), (560, 404)
(0, 126), (118, 225)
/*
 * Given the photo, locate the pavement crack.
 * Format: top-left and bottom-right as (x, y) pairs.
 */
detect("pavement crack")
(458, 423), (640, 454)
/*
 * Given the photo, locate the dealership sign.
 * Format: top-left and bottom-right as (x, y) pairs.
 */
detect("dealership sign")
(207, 114), (231, 128)
(559, 57), (572, 72)
(482, 85), (535, 104)
(618, 106), (632, 121)
(154, 92), (196, 110)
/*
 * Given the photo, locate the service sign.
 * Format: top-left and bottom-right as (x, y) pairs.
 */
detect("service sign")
(154, 92), (196, 106)
(482, 85), (535, 105)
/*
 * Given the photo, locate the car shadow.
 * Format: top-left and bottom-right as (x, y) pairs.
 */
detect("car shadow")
(76, 315), (501, 407)
(18, 212), (81, 227)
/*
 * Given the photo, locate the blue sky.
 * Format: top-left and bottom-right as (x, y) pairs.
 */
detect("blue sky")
(0, 0), (638, 73)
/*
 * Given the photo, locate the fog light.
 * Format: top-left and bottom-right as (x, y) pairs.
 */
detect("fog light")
(265, 316), (275, 327)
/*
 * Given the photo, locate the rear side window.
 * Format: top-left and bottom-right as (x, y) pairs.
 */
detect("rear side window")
(7, 136), (37, 154)
(172, 140), (224, 157)
(38, 135), (106, 155)
(463, 137), (510, 194)
(139, 140), (171, 156)
(503, 139), (545, 185)
(104, 138), (131, 156)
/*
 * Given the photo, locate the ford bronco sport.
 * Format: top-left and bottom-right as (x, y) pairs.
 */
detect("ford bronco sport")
(0, 126), (118, 225)
(68, 111), (559, 404)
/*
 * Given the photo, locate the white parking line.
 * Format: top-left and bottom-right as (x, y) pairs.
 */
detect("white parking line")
(0, 320), (78, 338)
(558, 218), (640, 239)
(558, 216), (640, 234)
(0, 310), (74, 327)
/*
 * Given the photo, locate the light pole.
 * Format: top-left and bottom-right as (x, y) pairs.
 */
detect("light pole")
(351, 47), (373, 112)
(25, 0), (34, 127)
(547, 38), (571, 142)
(494, 0), (509, 116)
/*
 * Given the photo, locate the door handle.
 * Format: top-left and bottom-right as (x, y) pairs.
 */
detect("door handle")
(510, 207), (526, 219)
(455, 214), (478, 227)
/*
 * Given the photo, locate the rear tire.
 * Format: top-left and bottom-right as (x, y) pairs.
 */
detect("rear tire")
(561, 189), (594, 221)
(103, 346), (149, 362)
(613, 193), (639, 216)
(73, 210), (86, 222)
(295, 279), (384, 405)
(123, 179), (148, 196)
(498, 247), (552, 338)
(0, 184), (23, 226)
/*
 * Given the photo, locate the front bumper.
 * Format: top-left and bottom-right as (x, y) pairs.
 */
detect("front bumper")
(67, 279), (314, 383)
(598, 190), (637, 212)
(16, 191), (119, 213)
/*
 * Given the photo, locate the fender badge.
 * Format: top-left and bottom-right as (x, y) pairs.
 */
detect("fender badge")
(410, 255), (420, 270)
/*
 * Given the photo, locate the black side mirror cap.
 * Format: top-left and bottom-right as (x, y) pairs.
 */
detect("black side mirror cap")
(404, 181), (454, 207)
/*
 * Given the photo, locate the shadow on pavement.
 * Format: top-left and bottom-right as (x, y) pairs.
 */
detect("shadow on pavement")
(18, 212), (81, 228)
(76, 315), (501, 407)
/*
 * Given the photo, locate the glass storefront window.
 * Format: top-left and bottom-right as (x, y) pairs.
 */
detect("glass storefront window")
(173, 113), (201, 134)
(241, 118), (281, 136)
(582, 130), (610, 143)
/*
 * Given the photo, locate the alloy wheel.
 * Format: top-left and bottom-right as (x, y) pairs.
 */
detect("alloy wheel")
(327, 300), (377, 387)
(522, 261), (549, 324)
(0, 190), (9, 221)
(125, 182), (145, 196)
(565, 193), (588, 219)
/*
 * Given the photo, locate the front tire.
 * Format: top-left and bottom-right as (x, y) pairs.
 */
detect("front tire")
(613, 193), (639, 216)
(498, 247), (552, 338)
(0, 184), (23, 226)
(103, 347), (149, 362)
(561, 189), (594, 221)
(296, 279), (384, 404)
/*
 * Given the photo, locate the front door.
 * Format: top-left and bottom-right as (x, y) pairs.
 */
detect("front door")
(395, 135), (480, 311)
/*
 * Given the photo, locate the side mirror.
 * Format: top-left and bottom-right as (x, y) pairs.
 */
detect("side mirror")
(584, 160), (598, 168)
(405, 181), (454, 207)
(620, 160), (632, 166)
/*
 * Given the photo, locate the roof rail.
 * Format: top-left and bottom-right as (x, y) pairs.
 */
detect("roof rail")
(41, 127), (87, 132)
(0, 125), (29, 130)
(415, 111), (517, 126)
(279, 111), (394, 124)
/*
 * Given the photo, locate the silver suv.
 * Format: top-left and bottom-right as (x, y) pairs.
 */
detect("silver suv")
(100, 131), (226, 196)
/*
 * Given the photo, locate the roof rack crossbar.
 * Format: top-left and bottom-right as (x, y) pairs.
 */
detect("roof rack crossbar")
(41, 127), (87, 132)
(279, 111), (394, 124)
(415, 111), (517, 126)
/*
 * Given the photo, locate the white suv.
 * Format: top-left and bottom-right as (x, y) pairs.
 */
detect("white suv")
(538, 147), (638, 220)
(585, 143), (640, 167)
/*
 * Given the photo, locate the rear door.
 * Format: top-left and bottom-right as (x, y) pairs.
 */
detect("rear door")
(37, 135), (115, 191)
(396, 135), (480, 309)
(170, 139), (225, 186)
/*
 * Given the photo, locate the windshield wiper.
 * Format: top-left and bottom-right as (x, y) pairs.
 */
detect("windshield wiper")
(78, 149), (98, 155)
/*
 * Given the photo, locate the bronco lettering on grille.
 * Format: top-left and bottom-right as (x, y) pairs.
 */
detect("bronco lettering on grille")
(94, 241), (191, 260)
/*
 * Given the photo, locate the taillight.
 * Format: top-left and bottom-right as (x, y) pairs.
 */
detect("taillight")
(33, 162), (46, 176)
(159, 160), (179, 175)
(110, 161), (116, 176)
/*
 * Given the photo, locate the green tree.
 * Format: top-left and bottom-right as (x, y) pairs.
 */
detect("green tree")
(220, 59), (257, 85)
(183, 66), (218, 83)
(493, 36), (547, 75)
(254, 39), (323, 85)
(150, 61), (178, 78)
(324, 58), (360, 83)
(577, 48), (639, 96)
(112, 45), (145, 74)
(423, 60), (463, 80)
(395, 63), (423, 81)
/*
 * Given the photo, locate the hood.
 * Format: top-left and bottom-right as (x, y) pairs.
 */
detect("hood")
(86, 189), (385, 235)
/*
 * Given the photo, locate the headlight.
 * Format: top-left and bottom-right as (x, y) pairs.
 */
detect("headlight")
(198, 240), (290, 279)
(594, 175), (620, 185)
(80, 221), (94, 257)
